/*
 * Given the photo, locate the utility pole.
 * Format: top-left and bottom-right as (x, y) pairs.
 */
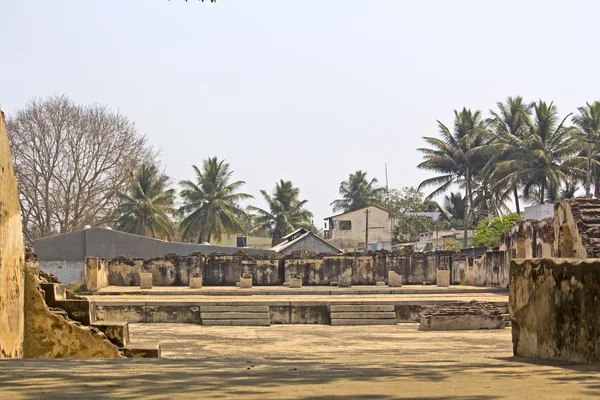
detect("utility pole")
(365, 209), (370, 253)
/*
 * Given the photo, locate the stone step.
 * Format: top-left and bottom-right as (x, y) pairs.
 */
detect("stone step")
(202, 319), (271, 326)
(120, 341), (161, 358)
(48, 307), (69, 318)
(202, 312), (270, 320)
(331, 319), (397, 326)
(330, 312), (397, 320)
(496, 306), (508, 314)
(501, 313), (510, 320)
(201, 306), (269, 313)
(330, 305), (395, 313)
(92, 321), (130, 347)
(54, 299), (95, 325)
(40, 283), (66, 306)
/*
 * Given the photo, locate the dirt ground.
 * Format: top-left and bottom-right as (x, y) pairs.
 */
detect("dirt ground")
(1, 324), (599, 399)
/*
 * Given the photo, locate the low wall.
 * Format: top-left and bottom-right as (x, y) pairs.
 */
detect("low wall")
(94, 301), (507, 325)
(98, 251), (473, 287)
(510, 258), (600, 364)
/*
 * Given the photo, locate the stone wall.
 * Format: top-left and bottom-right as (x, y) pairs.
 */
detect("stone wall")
(510, 258), (600, 364)
(100, 251), (466, 288)
(23, 256), (122, 358)
(0, 108), (25, 359)
(85, 257), (109, 292)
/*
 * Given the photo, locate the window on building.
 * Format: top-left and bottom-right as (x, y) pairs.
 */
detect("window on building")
(334, 220), (352, 230)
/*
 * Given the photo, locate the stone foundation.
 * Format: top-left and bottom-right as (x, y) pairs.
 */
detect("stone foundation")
(189, 276), (203, 289)
(140, 273), (153, 289)
(418, 301), (505, 331)
(510, 258), (600, 364)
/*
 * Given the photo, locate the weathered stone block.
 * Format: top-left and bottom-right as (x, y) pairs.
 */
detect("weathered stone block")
(418, 301), (505, 331)
(338, 268), (352, 288)
(140, 272), (153, 289)
(189, 276), (203, 289)
(239, 276), (252, 289)
(388, 271), (403, 287)
(510, 258), (600, 364)
(437, 268), (450, 287)
(289, 277), (302, 288)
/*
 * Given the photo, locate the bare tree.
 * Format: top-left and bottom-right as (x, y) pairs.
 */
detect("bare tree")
(7, 95), (155, 240)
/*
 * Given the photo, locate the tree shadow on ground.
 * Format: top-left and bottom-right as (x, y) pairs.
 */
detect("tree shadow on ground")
(1, 356), (599, 399)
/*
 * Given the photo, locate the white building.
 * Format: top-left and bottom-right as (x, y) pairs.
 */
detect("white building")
(324, 205), (396, 252)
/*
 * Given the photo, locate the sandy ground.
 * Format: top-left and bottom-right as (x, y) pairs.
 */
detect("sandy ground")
(1, 324), (599, 399)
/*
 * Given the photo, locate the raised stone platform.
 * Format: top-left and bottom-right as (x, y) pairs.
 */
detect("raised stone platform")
(418, 300), (505, 331)
(93, 284), (506, 296)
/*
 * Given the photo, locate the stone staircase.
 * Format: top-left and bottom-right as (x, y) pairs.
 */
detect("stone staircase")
(41, 283), (160, 357)
(329, 304), (397, 325)
(491, 301), (511, 327)
(200, 305), (271, 326)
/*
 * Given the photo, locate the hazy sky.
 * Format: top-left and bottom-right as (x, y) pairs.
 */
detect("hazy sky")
(3, 0), (600, 227)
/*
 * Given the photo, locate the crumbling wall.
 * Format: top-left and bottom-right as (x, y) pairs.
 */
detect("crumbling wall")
(84, 257), (109, 292)
(23, 255), (122, 358)
(0, 108), (25, 359)
(510, 258), (600, 364)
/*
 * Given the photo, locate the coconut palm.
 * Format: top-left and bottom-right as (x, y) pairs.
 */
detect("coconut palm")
(520, 101), (580, 203)
(178, 157), (253, 243)
(330, 171), (384, 213)
(572, 101), (600, 197)
(442, 192), (465, 221)
(114, 164), (176, 240)
(249, 180), (314, 246)
(417, 108), (488, 247)
(484, 96), (533, 213)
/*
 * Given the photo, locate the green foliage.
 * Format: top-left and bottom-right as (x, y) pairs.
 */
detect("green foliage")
(472, 213), (523, 247)
(386, 186), (439, 215)
(67, 281), (87, 294)
(178, 158), (253, 243)
(114, 164), (176, 240)
(248, 180), (314, 246)
(394, 215), (438, 244)
(331, 171), (385, 213)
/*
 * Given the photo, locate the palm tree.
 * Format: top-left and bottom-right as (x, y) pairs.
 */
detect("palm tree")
(114, 164), (176, 240)
(178, 157), (253, 243)
(572, 101), (600, 197)
(485, 96), (533, 213)
(521, 101), (579, 203)
(248, 180), (314, 246)
(417, 108), (488, 248)
(442, 192), (465, 221)
(330, 171), (384, 213)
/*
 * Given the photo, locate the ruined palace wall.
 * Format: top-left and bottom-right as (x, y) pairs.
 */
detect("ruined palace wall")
(107, 254), (280, 286)
(0, 108), (25, 359)
(510, 258), (600, 364)
(23, 257), (122, 358)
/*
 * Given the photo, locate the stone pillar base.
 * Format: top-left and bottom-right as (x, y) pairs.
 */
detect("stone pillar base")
(189, 276), (203, 289)
(437, 269), (450, 287)
(140, 272), (153, 289)
(239, 276), (252, 289)
(289, 277), (302, 288)
(388, 271), (403, 287)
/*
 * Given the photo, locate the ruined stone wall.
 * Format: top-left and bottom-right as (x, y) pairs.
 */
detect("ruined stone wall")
(510, 258), (600, 364)
(23, 256), (122, 358)
(107, 253), (281, 286)
(0, 108), (25, 359)
(84, 257), (109, 292)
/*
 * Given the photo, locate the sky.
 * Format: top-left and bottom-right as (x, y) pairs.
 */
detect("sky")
(2, 0), (600, 228)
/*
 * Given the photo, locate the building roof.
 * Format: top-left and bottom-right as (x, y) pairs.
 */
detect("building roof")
(324, 205), (395, 220)
(270, 228), (343, 254)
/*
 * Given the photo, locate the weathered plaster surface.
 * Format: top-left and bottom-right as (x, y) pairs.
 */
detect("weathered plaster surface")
(510, 258), (600, 364)
(23, 257), (122, 358)
(0, 109), (25, 359)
